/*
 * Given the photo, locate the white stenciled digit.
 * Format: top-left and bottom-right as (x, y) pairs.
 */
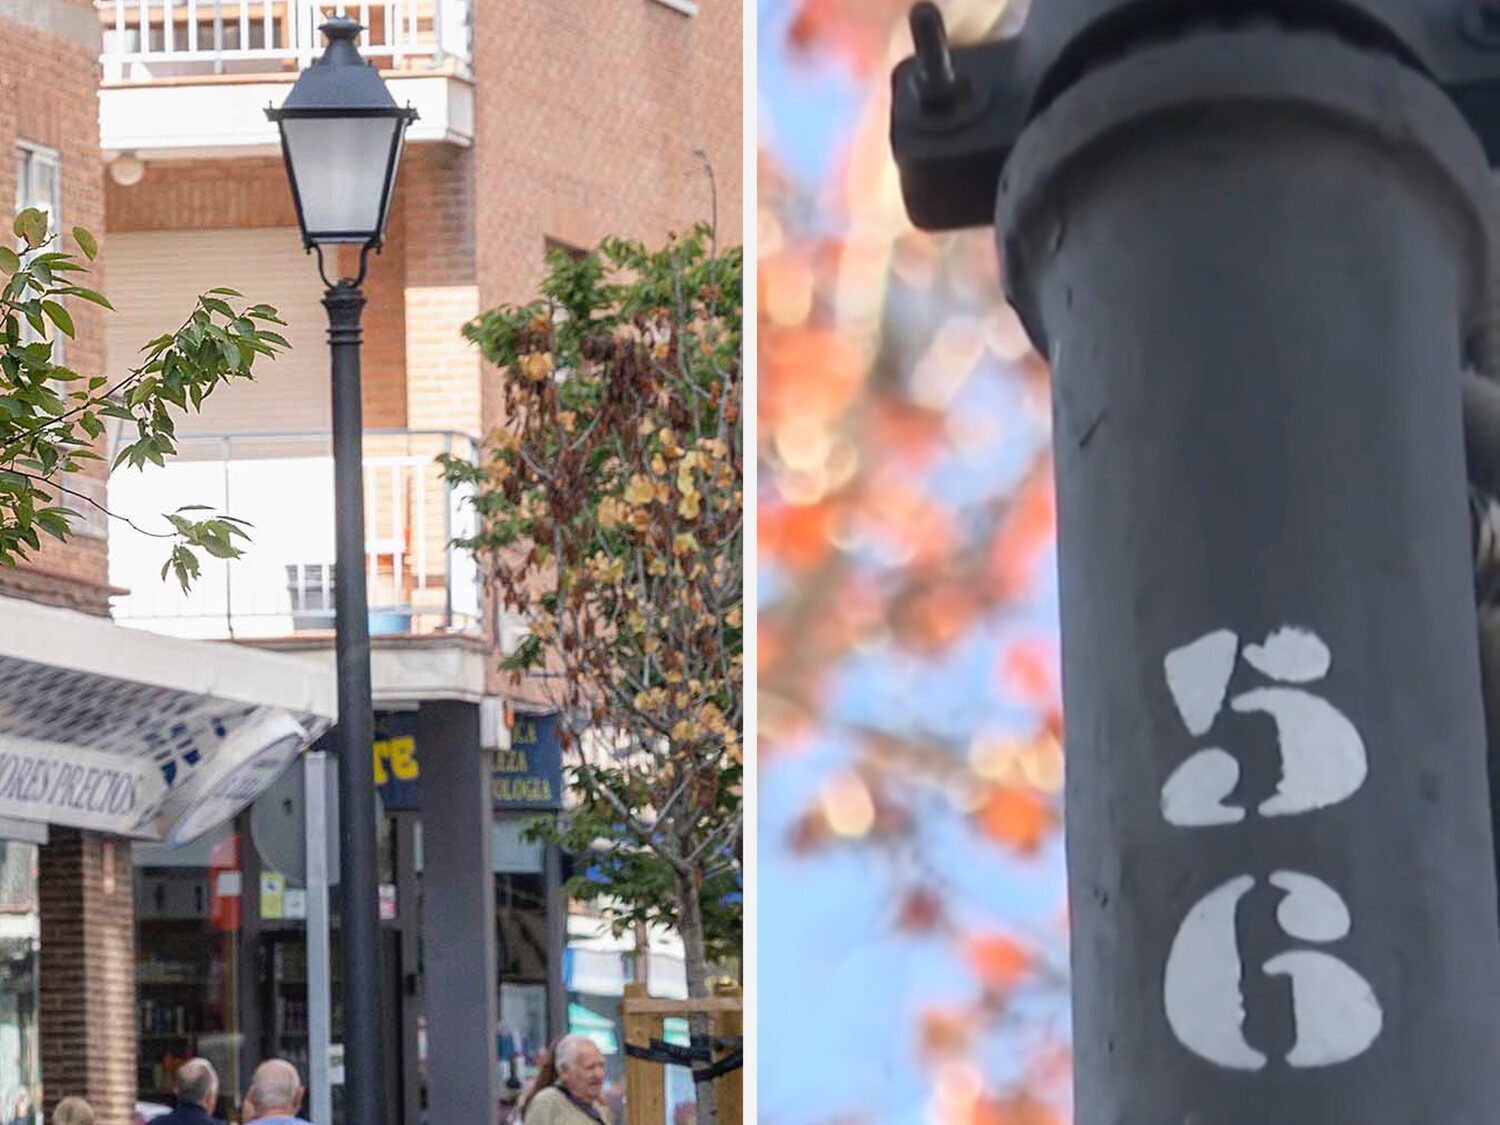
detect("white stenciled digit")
(1231, 686), (1366, 817)
(1163, 875), (1265, 1070)
(1263, 872), (1382, 1068)
(1163, 870), (1382, 1070)
(1159, 626), (1381, 1071)
(1160, 626), (1366, 825)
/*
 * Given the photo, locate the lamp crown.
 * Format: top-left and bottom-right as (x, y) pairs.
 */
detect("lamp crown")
(317, 15), (366, 63)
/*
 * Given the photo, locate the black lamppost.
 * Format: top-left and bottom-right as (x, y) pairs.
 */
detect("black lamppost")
(268, 20), (415, 1125)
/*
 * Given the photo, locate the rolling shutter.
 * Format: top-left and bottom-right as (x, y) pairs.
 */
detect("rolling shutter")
(104, 227), (331, 437)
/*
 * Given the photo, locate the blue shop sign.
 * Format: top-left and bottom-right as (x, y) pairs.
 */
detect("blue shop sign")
(492, 711), (563, 810)
(372, 710), (563, 812)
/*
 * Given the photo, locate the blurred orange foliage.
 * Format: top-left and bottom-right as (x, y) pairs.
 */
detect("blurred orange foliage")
(963, 933), (1033, 995)
(761, 0), (1070, 1119)
(976, 786), (1056, 854)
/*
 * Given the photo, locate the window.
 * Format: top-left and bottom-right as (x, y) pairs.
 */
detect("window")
(15, 144), (59, 242)
(14, 144), (61, 359)
(286, 563), (336, 631)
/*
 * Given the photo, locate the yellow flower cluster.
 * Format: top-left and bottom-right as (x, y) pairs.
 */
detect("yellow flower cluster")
(517, 351), (553, 383)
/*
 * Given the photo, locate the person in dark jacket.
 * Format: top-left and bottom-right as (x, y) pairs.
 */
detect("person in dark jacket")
(153, 1059), (223, 1125)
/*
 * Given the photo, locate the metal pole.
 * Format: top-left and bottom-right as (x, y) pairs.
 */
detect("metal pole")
(543, 835), (567, 1043)
(994, 29), (1500, 1123)
(325, 278), (384, 1125)
(306, 749), (333, 1125)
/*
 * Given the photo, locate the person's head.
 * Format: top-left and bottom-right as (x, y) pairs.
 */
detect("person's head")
(176, 1058), (219, 1113)
(554, 1035), (605, 1104)
(245, 1060), (302, 1120)
(51, 1099), (92, 1125)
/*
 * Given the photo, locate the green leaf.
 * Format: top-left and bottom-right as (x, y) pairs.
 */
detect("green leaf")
(13, 208), (46, 247)
(200, 297), (235, 319)
(40, 301), (73, 339)
(79, 413), (102, 439)
(0, 248), (19, 276)
(207, 287), (243, 297)
(72, 227), (97, 260)
(34, 509), (71, 541)
(59, 287), (113, 311)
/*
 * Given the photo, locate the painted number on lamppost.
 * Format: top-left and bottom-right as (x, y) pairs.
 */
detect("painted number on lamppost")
(1159, 626), (1383, 1071)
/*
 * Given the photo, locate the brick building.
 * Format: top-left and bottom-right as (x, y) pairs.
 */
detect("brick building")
(79, 2), (742, 1124)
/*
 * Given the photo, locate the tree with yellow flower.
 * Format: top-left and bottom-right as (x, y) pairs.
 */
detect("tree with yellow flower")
(444, 224), (741, 1122)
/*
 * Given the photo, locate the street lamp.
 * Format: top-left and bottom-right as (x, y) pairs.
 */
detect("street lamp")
(267, 19), (415, 1125)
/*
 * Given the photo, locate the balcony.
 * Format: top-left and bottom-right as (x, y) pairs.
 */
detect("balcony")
(107, 430), (483, 642)
(96, 1), (473, 160)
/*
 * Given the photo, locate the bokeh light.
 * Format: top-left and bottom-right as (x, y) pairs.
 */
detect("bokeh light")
(757, 1), (1070, 1122)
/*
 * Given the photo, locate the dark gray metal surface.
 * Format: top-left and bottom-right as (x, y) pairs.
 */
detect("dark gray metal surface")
(417, 701), (501, 1125)
(892, 0), (1500, 231)
(544, 837), (567, 1043)
(326, 279), (385, 1125)
(999, 28), (1500, 1123)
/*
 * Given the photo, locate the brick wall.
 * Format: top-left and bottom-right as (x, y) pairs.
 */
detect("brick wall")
(0, 7), (111, 604)
(40, 831), (137, 1125)
(472, 0), (741, 315)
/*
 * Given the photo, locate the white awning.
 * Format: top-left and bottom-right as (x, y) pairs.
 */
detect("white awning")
(0, 594), (336, 843)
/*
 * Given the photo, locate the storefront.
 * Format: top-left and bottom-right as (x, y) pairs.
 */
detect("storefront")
(0, 594), (336, 1125)
(132, 704), (570, 1125)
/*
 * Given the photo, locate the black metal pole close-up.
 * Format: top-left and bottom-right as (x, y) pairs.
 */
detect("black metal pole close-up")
(325, 278), (383, 1125)
(994, 29), (1500, 1124)
(885, 0), (1500, 1117)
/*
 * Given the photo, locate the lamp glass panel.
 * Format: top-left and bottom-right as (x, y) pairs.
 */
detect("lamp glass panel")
(281, 116), (400, 242)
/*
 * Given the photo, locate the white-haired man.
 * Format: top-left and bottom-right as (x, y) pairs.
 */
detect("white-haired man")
(240, 1059), (303, 1125)
(522, 1035), (610, 1124)
(154, 1058), (223, 1125)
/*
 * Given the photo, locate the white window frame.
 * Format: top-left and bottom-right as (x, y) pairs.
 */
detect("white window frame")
(15, 140), (61, 257)
(14, 141), (63, 360)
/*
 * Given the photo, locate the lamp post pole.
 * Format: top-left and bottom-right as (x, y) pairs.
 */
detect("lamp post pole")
(326, 275), (381, 1125)
(268, 19), (415, 1120)
(891, 2), (1500, 1121)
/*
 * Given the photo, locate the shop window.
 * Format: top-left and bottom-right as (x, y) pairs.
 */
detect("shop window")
(133, 824), (245, 1121)
(0, 842), (39, 1125)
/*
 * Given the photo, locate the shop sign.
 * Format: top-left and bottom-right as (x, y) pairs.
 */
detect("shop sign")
(372, 710), (564, 812)
(493, 712), (563, 811)
(165, 714), (309, 845)
(0, 739), (161, 835)
(0, 654), (329, 843)
(372, 712), (420, 811)
(261, 872), (286, 920)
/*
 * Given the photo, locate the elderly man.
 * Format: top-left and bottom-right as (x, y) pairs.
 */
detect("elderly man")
(154, 1059), (223, 1125)
(523, 1035), (610, 1125)
(241, 1060), (304, 1125)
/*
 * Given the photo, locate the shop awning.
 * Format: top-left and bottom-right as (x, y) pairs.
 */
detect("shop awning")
(0, 594), (336, 844)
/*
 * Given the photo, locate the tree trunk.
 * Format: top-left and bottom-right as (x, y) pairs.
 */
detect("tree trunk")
(674, 869), (719, 1125)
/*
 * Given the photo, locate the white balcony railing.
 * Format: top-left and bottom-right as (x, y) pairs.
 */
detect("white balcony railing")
(108, 430), (483, 642)
(98, 0), (472, 83)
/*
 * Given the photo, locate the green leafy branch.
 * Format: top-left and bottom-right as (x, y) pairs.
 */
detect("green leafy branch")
(0, 209), (289, 587)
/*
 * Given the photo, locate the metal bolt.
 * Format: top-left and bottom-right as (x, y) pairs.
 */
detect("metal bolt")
(910, 2), (968, 113)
